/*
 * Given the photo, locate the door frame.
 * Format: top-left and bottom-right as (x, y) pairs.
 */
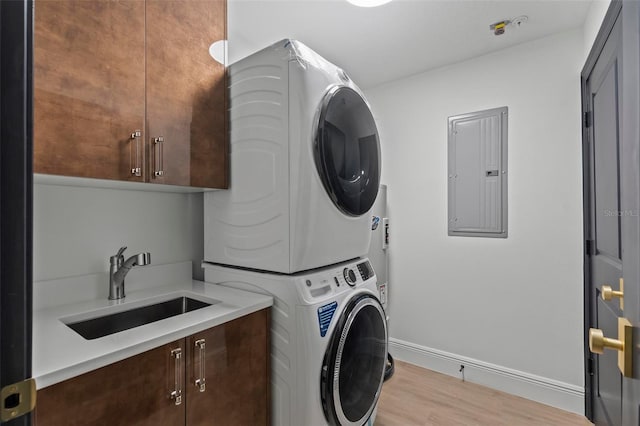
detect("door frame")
(0, 0), (34, 424)
(581, 0), (622, 420)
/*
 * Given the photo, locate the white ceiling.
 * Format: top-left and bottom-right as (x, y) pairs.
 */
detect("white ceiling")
(228, 0), (594, 88)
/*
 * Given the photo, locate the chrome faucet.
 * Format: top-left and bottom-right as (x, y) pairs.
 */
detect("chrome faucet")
(109, 246), (151, 300)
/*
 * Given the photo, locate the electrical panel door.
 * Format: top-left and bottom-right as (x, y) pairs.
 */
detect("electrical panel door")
(448, 107), (508, 238)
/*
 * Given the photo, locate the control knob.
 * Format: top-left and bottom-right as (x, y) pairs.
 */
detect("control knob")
(343, 268), (357, 287)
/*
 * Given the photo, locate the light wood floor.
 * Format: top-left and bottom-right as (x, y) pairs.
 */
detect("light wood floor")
(375, 361), (592, 426)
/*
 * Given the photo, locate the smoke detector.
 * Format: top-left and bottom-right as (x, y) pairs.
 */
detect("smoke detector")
(489, 15), (528, 36)
(490, 20), (511, 36)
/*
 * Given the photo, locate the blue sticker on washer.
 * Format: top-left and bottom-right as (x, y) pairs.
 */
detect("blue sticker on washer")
(318, 301), (338, 337)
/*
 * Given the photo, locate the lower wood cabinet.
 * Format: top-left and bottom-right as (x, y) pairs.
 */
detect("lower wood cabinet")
(35, 309), (269, 426)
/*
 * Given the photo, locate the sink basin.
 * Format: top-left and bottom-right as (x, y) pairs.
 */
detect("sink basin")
(66, 297), (213, 340)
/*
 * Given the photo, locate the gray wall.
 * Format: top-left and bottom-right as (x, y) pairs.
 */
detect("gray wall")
(34, 183), (204, 282)
(365, 29), (585, 405)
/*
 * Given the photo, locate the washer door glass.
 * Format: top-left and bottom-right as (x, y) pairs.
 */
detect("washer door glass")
(315, 86), (381, 217)
(321, 295), (387, 426)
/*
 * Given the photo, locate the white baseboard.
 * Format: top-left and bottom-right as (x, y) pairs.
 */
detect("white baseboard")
(388, 338), (585, 415)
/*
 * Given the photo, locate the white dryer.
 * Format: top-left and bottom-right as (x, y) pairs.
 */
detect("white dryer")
(203, 258), (388, 426)
(204, 39), (381, 273)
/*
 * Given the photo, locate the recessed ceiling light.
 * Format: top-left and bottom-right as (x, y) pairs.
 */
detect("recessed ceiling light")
(346, 0), (392, 7)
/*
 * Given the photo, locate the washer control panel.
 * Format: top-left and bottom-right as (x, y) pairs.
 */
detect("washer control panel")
(343, 268), (357, 287)
(297, 258), (377, 303)
(357, 261), (374, 281)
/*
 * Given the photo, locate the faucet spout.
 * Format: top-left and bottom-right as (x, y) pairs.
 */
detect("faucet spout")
(108, 247), (151, 300)
(113, 253), (151, 284)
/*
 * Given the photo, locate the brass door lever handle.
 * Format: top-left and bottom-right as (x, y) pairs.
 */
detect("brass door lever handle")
(589, 317), (633, 377)
(589, 328), (623, 353)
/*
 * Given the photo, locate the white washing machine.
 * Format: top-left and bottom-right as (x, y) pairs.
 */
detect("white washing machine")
(204, 39), (381, 274)
(203, 258), (388, 426)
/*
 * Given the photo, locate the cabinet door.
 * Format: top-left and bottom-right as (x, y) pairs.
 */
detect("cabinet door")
(146, 0), (228, 189)
(186, 309), (269, 426)
(34, 0), (146, 182)
(35, 340), (186, 426)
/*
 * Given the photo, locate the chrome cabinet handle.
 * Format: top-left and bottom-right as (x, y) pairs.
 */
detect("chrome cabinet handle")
(130, 130), (142, 176)
(170, 348), (183, 405)
(194, 339), (206, 392)
(153, 136), (165, 177)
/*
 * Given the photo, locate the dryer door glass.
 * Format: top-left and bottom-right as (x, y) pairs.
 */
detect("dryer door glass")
(316, 86), (380, 217)
(321, 295), (387, 425)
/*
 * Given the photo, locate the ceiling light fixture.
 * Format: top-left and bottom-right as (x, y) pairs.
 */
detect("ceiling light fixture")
(346, 0), (392, 7)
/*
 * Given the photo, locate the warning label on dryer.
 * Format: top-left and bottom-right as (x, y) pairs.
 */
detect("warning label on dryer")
(317, 301), (338, 337)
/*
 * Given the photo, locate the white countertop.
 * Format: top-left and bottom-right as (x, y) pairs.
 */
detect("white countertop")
(33, 279), (273, 389)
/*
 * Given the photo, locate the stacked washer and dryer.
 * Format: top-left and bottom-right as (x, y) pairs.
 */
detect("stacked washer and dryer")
(203, 39), (387, 426)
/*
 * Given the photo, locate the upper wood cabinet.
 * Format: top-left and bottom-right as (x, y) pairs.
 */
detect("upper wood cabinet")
(34, 0), (228, 189)
(146, 0), (227, 188)
(34, 0), (146, 183)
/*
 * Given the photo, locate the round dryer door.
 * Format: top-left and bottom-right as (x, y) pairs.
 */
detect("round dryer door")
(321, 294), (388, 426)
(315, 86), (381, 217)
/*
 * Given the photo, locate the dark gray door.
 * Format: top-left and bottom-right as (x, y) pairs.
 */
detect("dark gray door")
(583, 1), (640, 424)
(0, 0), (34, 424)
(620, 0), (640, 424)
(584, 9), (623, 425)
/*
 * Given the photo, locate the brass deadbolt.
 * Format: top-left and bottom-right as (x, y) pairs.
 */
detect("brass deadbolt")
(602, 285), (624, 301)
(601, 278), (624, 310)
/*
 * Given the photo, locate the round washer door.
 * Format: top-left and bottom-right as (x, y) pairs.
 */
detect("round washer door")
(315, 86), (381, 217)
(321, 294), (388, 426)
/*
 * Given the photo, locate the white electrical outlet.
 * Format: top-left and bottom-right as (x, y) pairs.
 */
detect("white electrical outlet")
(379, 282), (387, 305)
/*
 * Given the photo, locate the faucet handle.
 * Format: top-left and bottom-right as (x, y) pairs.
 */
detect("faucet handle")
(110, 246), (127, 265)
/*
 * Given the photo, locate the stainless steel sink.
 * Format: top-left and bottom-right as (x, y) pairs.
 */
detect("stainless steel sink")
(66, 297), (212, 340)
